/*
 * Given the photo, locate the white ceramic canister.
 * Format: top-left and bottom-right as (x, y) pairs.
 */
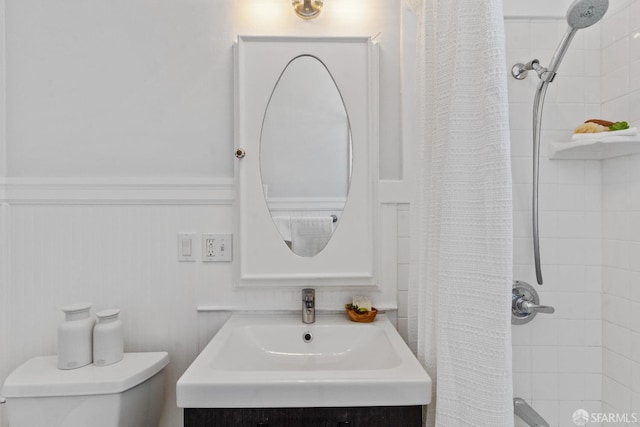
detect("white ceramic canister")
(57, 302), (95, 370)
(93, 308), (124, 366)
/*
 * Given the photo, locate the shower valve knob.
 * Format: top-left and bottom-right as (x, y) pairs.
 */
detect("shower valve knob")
(517, 299), (555, 315)
(512, 280), (555, 325)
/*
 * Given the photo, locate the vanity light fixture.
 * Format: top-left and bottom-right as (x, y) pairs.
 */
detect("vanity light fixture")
(292, 0), (323, 20)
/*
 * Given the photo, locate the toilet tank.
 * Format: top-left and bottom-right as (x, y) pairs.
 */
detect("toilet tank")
(2, 352), (169, 427)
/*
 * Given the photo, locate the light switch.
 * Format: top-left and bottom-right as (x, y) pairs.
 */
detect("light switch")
(178, 233), (196, 262)
(182, 239), (192, 257)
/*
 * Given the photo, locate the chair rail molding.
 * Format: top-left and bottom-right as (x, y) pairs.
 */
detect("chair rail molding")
(0, 178), (407, 205)
(1, 177), (235, 205)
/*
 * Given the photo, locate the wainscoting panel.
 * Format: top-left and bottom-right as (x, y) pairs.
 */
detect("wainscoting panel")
(0, 178), (408, 427)
(4, 203), (233, 426)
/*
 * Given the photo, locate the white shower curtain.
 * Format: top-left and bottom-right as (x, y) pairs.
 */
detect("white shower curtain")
(406, 1), (514, 426)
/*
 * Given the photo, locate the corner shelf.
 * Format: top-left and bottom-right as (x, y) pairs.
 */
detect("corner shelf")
(549, 138), (640, 160)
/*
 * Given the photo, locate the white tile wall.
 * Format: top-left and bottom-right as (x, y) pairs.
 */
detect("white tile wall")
(601, 1), (640, 129)
(506, 18), (603, 427)
(503, 0), (584, 20)
(602, 153), (640, 422)
(0, 204), (8, 427)
(600, 2), (640, 423)
(396, 204), (410, 343)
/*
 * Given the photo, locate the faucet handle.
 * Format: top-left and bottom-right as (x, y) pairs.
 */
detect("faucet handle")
(302, 288), (315, 300)
(512, 280), (555, 325)
(519, 300), (555, 314)
(303, 288), (315, 308)
(302, 288), (316, 324)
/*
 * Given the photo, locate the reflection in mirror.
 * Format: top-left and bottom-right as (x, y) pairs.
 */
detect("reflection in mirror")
(260, 55), (352, 257)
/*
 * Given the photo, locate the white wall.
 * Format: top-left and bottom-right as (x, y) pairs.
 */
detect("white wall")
(0, 2), (404, 426)
(0, 0), (5, 179)
(600, 0), (640, 421)
(3, 0), (402, 179)
(0, 0), (8, 425)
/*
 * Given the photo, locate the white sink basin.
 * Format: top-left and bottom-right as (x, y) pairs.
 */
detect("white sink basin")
(176, 313), (431, 408)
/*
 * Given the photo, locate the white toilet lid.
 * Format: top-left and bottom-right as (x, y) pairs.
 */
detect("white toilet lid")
(2, 352), (169, 398)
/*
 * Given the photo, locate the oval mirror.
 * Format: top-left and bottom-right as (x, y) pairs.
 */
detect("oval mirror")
(260, 55), (352, 257)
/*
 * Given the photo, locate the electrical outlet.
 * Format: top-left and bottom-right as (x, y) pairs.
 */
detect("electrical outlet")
(202, 233), (233, 262)
(204, 237), (216, 258)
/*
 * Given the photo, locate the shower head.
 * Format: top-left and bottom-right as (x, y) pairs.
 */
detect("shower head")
(524, 0), (609, 286)
(566, 0), (609, 29)
(543, 0), (609, 80)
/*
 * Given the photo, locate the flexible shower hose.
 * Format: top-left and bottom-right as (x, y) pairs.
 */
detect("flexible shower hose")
(532, 80), (549, 285)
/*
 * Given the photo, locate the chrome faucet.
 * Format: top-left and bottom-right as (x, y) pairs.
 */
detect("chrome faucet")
(514, 398), (550, 427)
(302, 288), (315, 324)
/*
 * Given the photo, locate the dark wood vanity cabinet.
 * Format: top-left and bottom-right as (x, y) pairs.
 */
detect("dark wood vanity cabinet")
(184, 405), (422, 427)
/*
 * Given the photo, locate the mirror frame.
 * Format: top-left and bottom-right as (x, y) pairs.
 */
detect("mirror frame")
(234, 36), (379, 287)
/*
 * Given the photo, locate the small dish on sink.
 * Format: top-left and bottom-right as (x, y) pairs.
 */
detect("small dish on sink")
(345, 304), (378, 323)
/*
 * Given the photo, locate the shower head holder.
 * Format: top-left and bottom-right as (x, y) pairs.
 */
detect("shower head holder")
(511, 59), (555, 83)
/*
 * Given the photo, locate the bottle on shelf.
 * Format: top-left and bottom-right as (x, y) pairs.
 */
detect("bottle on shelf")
(93, 308), (124, 367)
(57, 303), (95, 370)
